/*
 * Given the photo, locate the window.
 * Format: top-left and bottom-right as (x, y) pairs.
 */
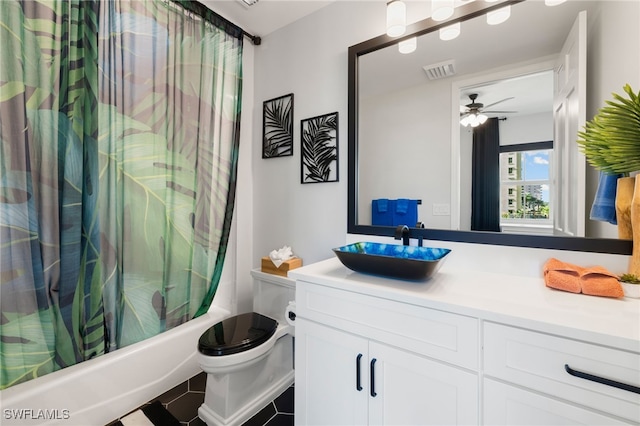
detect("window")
(499, 142), (553, 226)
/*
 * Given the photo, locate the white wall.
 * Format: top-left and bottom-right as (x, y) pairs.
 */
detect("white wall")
(585, 0), (640, 239)
(500, 112), (553, 145)
(358, 79), (452, 228)
(251, 2), (386, 265)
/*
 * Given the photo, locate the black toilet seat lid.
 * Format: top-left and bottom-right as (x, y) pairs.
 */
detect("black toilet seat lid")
(198, 312), (278, 356)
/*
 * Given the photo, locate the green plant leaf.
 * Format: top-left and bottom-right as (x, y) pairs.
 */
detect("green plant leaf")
(577, 84), (640, 174)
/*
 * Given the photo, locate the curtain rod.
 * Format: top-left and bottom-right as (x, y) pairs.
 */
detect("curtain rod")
(241, 30), (262, 46)
(171, 0), (262, 45)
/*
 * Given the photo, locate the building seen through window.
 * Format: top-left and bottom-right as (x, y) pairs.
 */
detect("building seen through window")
(499, 143), (552, 222)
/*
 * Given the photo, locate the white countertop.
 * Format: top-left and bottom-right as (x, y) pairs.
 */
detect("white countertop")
(289, 257), (640, 353)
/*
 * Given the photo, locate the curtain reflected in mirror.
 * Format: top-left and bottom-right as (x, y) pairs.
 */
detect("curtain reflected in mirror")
(472, 118), (500, 232)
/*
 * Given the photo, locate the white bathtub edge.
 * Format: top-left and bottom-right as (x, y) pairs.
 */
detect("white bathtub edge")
(0, 308), (230, 426)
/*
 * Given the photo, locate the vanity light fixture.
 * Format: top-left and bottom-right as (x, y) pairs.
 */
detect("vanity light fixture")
(439, 22), (461, 41)
(545, 0), (567, 5)
(398, 37), (417, 54)
(431, 0), (455, 22)
(386, 0), (406, 37)
(486, 4), (511, 25)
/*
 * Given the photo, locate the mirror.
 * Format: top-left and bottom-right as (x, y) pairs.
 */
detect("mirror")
(348, 0), (635, 254)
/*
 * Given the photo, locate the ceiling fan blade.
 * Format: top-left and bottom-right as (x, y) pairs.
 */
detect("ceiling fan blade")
(460, 105), (468, 113)
(482, 97), (515, 110)
(483, 110), (518, 114)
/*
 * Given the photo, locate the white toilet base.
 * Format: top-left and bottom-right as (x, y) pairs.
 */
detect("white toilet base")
(198, 334), (294, 426)
(198, 370), (294, 426)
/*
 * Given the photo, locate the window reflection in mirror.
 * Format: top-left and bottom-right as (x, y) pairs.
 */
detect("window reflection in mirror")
(500, 144), (553, 235)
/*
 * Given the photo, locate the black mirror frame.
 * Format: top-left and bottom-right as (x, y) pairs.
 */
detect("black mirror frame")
(347, 0), (631, 255)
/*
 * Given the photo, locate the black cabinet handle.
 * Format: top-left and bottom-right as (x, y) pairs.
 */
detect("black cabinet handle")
(564, 364), (640, 394)
(356, 354), (363, 391)
(370, 358), (378, 397)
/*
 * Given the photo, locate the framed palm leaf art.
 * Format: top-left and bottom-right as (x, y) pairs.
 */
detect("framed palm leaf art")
(263, 93), (294, 158)
(301, 112), (339, 184)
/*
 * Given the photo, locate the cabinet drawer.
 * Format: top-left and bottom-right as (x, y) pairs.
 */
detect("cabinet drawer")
(484, 378), (631, 425)
(483, 322), (640, 423)
(296, 281), (478, 370)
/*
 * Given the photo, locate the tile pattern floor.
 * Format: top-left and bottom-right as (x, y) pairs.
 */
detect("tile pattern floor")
(107, 372), (294, 426)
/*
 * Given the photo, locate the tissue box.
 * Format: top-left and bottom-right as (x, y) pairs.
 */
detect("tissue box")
(261, 257), (302, 277)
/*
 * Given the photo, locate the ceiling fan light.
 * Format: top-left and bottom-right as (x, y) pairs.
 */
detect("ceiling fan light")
(460, 116), (472, 127)
(387, 0), (406, 37)
(477, 114), (488, 124)
(487, 5), (511, 25)
(439, 22), (461, 41)
(545, 0), (566, 5)
(431, 0), (454, 22)
(398, 37), (417, 54)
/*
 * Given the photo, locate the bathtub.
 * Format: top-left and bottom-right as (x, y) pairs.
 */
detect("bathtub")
(1, 307), (230, 426)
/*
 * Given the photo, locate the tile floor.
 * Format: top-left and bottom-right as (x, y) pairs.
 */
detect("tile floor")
(107, 372), (294, 426)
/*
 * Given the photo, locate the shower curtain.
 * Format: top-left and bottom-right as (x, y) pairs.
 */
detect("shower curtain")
(0, 0), (243, 390)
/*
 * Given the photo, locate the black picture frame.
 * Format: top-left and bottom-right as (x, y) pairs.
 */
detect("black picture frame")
(262, 93), (294, 158)
(301, 111), (339, 184)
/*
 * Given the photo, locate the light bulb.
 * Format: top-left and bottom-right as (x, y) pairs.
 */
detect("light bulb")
(439, 22), (461, 41)
(431, 0), (454, 22)
(487, 5), (510, 25)
(387, 0), (406, 37)
(399, 37), (417, 54)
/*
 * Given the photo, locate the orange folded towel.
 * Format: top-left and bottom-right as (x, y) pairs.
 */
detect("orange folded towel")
(543, 258), (623, 298)
(581, 266), (624, 298)
(543, 258), (582, 293)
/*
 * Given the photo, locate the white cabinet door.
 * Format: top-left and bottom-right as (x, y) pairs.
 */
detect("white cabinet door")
(295, 319), (479, 426)
(295, 318), (369, 426)
(369, 341), (478, 426)
(484, 379), (631, 425)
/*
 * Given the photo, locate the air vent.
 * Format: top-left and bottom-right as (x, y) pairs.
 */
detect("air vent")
(422, 60), (456, 80)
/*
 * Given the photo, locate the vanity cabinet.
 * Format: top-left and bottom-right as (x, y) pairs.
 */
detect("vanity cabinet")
(294, 280), (479, 425)
(290, 258), (640, 426)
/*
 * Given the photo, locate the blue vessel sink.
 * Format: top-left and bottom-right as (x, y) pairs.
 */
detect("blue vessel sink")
(333, 242), (451, 281)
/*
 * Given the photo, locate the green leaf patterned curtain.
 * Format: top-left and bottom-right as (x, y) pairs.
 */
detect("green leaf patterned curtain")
(0, 0), (242, 389)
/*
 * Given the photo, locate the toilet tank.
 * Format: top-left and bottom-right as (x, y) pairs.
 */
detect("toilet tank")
(250, 269), (296, 324)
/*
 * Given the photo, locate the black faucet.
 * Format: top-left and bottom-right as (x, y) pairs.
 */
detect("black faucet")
(395, 223), (426, 246)
(415, 222), (425, 247)
(395, 225), (410, 246)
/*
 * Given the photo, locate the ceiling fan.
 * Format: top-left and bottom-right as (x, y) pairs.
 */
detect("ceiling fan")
(459, 93), (517, 127)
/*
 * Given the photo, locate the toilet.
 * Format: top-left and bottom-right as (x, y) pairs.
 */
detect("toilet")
(197, 271), (296, 426)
